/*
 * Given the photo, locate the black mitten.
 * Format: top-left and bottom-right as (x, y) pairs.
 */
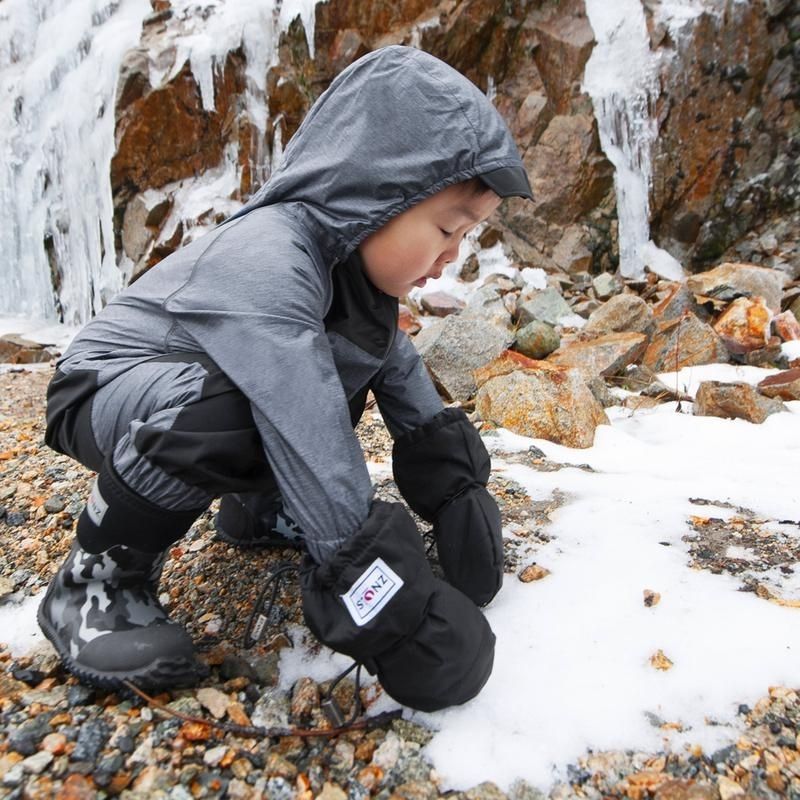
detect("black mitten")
(300, 500), (495, 711)
(392, 408), (503, 606)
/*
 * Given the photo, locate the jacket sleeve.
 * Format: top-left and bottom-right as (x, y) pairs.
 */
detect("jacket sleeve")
(370, 330), (443, 438)
(163, 212), (372, 564)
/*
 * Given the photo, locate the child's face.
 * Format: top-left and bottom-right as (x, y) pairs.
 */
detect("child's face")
(359, 182), (502, 298)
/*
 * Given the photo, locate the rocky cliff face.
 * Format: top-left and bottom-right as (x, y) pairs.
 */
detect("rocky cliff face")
(646, 0), (799, 276)
(113, 0), (799, 284)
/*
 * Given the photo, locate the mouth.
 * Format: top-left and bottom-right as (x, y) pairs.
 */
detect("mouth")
(412, 278), (428, 288)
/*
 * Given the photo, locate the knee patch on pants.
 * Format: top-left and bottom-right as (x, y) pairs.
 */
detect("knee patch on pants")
(77, 457), (206, 554)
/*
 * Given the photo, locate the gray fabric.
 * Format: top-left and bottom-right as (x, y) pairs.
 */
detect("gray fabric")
(91, 360), (213, 510)
(55, 46), (527, 562)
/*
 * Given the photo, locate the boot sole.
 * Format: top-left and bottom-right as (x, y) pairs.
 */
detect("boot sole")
(37, 596), (207, 691)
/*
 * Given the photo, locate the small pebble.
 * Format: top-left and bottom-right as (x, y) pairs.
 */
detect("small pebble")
(43, 495), (66, 513)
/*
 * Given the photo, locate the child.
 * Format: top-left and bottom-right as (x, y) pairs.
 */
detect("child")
(39, 45), (532, 712)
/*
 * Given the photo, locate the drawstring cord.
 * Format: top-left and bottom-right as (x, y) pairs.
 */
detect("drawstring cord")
(243, 561), (299, 648)
(242, 561), (372, 729)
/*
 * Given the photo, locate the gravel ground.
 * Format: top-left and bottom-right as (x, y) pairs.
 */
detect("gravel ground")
(1, 365), (800, 799)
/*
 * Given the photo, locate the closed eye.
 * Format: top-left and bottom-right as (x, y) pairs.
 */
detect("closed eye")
(439, 227), (455, 237)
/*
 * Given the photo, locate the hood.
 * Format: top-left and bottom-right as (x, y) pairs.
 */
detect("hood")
(237, 45), (530, 262)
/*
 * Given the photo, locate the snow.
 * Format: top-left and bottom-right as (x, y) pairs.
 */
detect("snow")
(272, 364), (800, 792)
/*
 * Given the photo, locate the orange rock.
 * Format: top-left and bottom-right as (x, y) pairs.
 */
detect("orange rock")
(650, 650), (674, 671)
(357, 765), (384, 791)
(713, 297), (772, 353)
(773, 310), (800, 341)
(55, 774), (96, 800)
(473, 349), (547, 387)
(179, 721), (212, 741)
(398, 305), (421, 335)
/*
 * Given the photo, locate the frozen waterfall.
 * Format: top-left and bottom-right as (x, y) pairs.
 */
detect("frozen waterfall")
(0, 0), (151, 325)
(0, 0), (322, 326)
(583, 0), (689, 281)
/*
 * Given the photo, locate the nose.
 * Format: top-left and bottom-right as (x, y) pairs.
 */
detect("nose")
(435, 240), (461, 269)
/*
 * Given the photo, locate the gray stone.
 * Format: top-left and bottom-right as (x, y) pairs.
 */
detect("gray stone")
(71, 719), (110, 762)
(508, 779), (547, 800)
(584, 295), (655, 337)
(475, 366), (608, 448)
(251, 687), (290, 729)
(592, 272), (620, 300)
(43, 495), (66, 514)
(462, 285), (514, 333)
(552, 225), (593, 274)
(652, 283), (705, 323)
(686, 262), (785, 314)
(514, 321), (561, 359)
(464, 781), (509, 800)
(414, 315), (511, 401)
(516, 287), (573, 327)
(694, 381), (786, 423)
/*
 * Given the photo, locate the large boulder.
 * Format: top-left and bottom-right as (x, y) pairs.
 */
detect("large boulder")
(584, 295), (655, 337)
(475, 363), (608, 448)
(0, 335), (54, 364)
(548, 331), (648, 379)
(686, 262), (785, 315)
(712, 297), (772, 354)
(642, 313), (730, 372)
(413, 315), (511, 401)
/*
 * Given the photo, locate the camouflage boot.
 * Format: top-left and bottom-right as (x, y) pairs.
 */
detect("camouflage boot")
(215, 492), (305, 550)
(38, 541), (204, 689)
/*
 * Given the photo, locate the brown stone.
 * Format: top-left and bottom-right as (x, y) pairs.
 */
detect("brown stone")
(112, 51), (245, 200)
(290, 677), (319, 721)
(474, 349), (543, 388)
(694, 381), (785, 423)
(55, 774), (97, 800)
(757, 368), (800, 401)
(398, 305), (421, 335)
(548, 331), (648, 378)
(655, 779), (718, 800)
(687, 262), (785, 314)
(642, 313), (729, 372)
(773, 310), (800, 341)
(0, 335), (53, 365)
(420, 291), (466, 317)
(329, 29), (369, 74)
(585, 295), (656, 337)
(522, 114), (613, 227)
(475, 365), (609, 448)
(653, 283), (704, 323)
(519, 563), (551, 582)
(713, 296), (772, 354)
(533, 15), (595, 115)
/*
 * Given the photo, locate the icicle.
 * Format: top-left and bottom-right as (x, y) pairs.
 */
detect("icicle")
(0, 0), (151, 324)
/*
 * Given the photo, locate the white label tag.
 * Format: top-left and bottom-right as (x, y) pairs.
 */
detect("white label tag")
(86, 480), (108, 526)
(341, 557), (404, 627)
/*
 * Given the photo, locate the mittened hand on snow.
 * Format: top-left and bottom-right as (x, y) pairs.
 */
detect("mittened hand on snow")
(392, 407), (503, 606)
(300, 500), (495, 712)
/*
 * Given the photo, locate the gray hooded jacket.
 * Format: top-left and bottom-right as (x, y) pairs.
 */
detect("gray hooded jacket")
(51, 46), (528, 562)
